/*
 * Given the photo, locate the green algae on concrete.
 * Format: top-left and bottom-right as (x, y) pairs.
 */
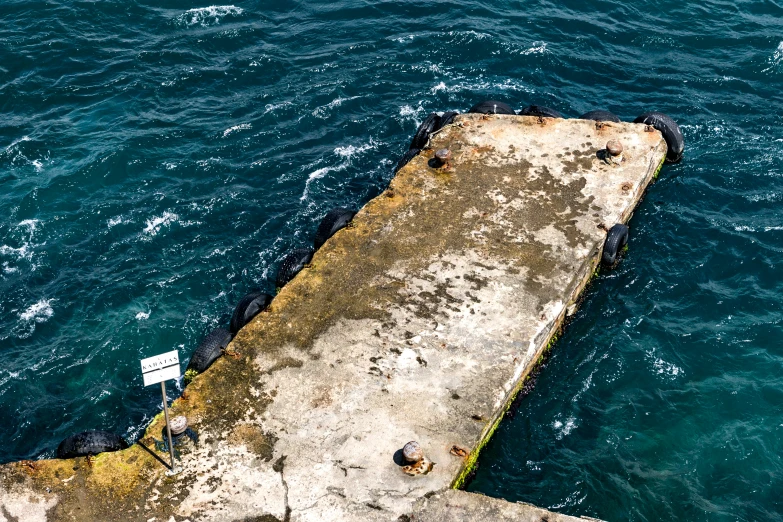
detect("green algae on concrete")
(0, 114), (666, 522)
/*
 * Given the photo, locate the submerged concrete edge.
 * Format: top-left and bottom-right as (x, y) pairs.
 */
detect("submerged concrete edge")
(413, 489), (603, 521)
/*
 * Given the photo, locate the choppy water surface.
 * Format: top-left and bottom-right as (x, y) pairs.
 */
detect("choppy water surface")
(1, 0), (782, 519)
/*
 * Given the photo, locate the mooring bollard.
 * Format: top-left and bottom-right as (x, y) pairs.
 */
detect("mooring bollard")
(435, 148), (452, 168)
(169, 415), (188, 436)
(400, 440), (434, 476)
(605, 139), (624, 165)
(403, 441), (424, 463)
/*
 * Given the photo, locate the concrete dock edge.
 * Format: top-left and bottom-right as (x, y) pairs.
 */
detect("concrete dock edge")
(0, 114), (666, 522)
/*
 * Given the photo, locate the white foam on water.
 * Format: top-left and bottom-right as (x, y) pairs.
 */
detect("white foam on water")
(300, 140), (378, 202)
(19, 299), (53, 323)
(429, 77), (534, 96)
(550, 489), (587, 510)
(553, 416), (578, 440)
(399, 105), (423, 120)
(0, 244), (32, 262)
(398, 104), (427, 128)
(772, 41), (783, 63)
(107, 215), (129, 228)
(205, 247), (229, 259)
(156, 273), (184, 288)
(334, 140), (375, 158)
(414, 62), (445, 75)
(521, 42), (548, 55)
(763, 41), (783, 72)
(263, 101), (292, 115)
(3, 136), (48, 171)
(300, 166), (341, 202)
(196, 157), (220, 168)
(733, 224), (783, 232)
(176, 5), (244, 27)
(142, 211), (179, 238)
(652, 357), (683, 379)
(17, 219), (39, 232)
(646, 349), (683, 380)
(312, 96), (360, 119)
(744, 190), (781, 203)
(135, 311), (150, 321)
(390, 34), (417, 43)
(308, 167), (334, 180)
(4, 135), (31, 152)
(189, 197), (220, 214)
(0, 370), (21, 388)
(447, 29), (493, 41)
(223, 123), (251, 137)
(0, 219), (42, 268)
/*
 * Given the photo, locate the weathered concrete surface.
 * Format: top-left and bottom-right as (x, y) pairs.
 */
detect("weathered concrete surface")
(412, 490), (602, 522)
(0, 114), (666, 522)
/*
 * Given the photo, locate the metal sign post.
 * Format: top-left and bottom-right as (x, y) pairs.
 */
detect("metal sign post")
(140, 350), (181, 474)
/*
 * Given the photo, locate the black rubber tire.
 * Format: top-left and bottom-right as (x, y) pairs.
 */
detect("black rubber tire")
(437, 111), (459, 129)
(187, 328), (232, 373)
(395, 148), (419, 173)
(275, 248), (314, 288)
(602, 224), (629, 266)
(409, 113), (441, 150)
(518, 105), (564, 118)
(468, 100), (516, 115)
(633, 112), (684, 163)
(579, 110), (621, 123)
(230, 292), (273, 334)
(314, 208), (356, 250)
(56, 430), (129, 459)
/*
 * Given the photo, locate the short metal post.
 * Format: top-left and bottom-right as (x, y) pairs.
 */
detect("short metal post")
(161, 381), (178, 474)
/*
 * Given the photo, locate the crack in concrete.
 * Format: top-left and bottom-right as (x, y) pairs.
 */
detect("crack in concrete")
(281, 470), (291, 521)
(297, 492), (334, 513)
(273, 455), (291, 522)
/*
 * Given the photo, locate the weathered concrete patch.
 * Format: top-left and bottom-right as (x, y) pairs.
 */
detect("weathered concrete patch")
(176, 444), (287, 521)
(0, 488), (56, 522)
(0, 114), (665, 521)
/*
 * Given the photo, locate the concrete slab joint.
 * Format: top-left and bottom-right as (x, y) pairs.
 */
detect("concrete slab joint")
(0, 114), (664, 521)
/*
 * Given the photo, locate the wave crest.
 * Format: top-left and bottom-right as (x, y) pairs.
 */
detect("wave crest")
(20, 299), (54, 323)
(176, 5), (244, 27)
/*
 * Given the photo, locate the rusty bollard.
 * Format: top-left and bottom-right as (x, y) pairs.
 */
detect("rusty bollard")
(401, 440), (434, 476)
(434, 148), (452, 169)
(605, 139), (623, 165)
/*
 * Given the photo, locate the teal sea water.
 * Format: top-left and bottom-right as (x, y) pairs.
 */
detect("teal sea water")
(1, 0), (781, 519)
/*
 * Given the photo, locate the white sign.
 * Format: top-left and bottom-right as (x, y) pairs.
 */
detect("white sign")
(141, 350), (180, 386)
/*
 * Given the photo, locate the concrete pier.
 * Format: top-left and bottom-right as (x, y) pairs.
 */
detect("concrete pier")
(0, 114), (666, 521)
